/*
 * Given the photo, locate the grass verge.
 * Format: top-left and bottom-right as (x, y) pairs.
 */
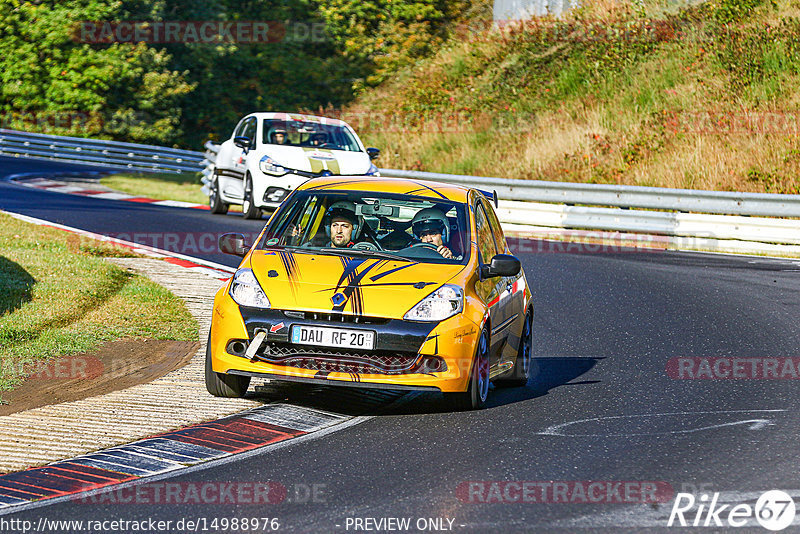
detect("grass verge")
(0, 212), (198, 397)
(100, 171), (208, 205)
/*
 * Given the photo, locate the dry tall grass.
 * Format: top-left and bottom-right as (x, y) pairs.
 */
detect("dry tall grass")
(345, 0), (800, 194)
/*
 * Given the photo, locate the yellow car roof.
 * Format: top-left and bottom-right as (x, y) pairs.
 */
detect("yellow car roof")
(297, 176), (472, 203)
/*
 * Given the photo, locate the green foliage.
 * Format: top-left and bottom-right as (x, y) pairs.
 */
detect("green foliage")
(0, 0), (478, 148)
(708, 0), (771, 23)
(712, 17), (800, 92)
(314, 0), (477, 89)
(0, 0), (193, 145)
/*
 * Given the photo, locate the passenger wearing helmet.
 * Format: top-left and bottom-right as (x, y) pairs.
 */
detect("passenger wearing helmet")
(412, 208), (454, 259)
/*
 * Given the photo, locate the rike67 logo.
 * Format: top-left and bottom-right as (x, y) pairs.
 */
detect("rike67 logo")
(668, 490), (796, 531)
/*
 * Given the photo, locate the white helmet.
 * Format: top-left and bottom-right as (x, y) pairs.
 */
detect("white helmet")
(411, 208), (449, 243)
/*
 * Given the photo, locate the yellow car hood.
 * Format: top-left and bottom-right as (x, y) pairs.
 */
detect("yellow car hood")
(248, 250), (464, 319)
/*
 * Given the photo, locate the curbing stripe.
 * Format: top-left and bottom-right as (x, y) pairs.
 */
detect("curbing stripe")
(0, 404), (348, 509)
(0, 483), (48, 499)
(68, 459), (155, 478)
(0, 495), (28, 506)
(13, 175), (211, 210)
(114, 439), (224, 462)
(243, 404), (347, 432)
(85, 451), (184, 473)
(48, 463), (133, 482)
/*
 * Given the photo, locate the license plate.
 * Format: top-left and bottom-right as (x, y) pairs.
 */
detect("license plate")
(290, 325), (375, 350)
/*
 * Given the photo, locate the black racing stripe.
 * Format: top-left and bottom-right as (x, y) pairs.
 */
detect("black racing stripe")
(332, 257), (384, 315)
(406, 180), (448, 199)
(279, 251), (300, 297)
(347, 282), (437, 289)
(369, 262), (416, 281)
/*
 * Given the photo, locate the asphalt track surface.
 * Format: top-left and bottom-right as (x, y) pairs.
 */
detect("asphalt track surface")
(2, 157), (800, 532)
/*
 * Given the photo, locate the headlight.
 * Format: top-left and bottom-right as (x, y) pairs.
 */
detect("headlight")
(404, 284), (463, 322)
(259, 155), (288, 176)
(366, 163), (380, 176)
(229, 269), (271, 308)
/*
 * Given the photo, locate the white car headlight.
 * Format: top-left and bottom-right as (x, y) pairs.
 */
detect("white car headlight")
(259, 155), (288, 176)
(229, 269), (271, 308)
(404, 284), (463, 322)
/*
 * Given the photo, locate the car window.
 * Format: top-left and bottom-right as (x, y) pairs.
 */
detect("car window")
(259, 190), (469, 264)
(475, 203), (498, 264)
(262, 119), (362, 151)
(242, 118), (257, 145)
(233, 118), (248, 138)
(482, 199), (508, 254)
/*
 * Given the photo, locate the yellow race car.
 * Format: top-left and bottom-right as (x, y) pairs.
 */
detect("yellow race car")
(206, 176), (533, 410)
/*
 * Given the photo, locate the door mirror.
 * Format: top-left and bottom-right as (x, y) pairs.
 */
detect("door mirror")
(219, 233), (249, 256)
(366, 147), (380, 160)
(233, 136), (252, 152)
(481, 254), (521, 278)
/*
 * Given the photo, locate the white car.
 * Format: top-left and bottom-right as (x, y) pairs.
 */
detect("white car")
(208, 112), (380, 218)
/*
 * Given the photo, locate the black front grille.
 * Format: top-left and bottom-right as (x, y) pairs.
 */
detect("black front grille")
(253, 343), (421, 375)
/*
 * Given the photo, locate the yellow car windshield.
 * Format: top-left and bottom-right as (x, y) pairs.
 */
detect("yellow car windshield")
(259, 191), (470, 264)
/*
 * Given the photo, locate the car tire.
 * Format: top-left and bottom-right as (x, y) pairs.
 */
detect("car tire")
(495, 308), (534, 388)
(242, 174), (261, 220)
(205, 335), (250, 398)
(209, 174), (229, 215)
(444, 326), (490, 411)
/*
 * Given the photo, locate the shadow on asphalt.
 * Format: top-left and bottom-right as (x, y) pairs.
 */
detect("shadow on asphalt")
(246, 356), (604, 416)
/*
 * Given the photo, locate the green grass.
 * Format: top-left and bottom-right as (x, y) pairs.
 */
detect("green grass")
(100, 171), (207, 205)
(0, 212), (198, 396)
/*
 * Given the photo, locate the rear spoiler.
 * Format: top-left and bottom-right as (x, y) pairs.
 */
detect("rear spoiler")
(478, 189), (499, 208)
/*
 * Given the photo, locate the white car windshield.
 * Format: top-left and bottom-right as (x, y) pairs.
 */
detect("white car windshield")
(262, 119), (362, 152)
(259, 191), (470, 264)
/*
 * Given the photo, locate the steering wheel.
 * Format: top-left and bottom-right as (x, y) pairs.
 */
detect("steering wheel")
(353, 241), (381, 251)
(410, 242), (440, 251)
(318, 143), (338, 149)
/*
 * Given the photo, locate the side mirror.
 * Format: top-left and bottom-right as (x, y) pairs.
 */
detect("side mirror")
(481, 254), (521, 278)
(219, 233), (249, 257)
(366, 147), (380, 160)
(233, 136), (252, 152)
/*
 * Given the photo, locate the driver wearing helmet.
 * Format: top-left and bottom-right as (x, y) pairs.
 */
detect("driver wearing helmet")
(411, 208), (454, 259)
(269, 128), (287, 145)
(309, 132), (328, 147)
(325, 201), (361, 248)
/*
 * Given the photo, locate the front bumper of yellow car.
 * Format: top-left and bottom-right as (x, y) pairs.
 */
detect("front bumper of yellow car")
(208, 291), (484, 393)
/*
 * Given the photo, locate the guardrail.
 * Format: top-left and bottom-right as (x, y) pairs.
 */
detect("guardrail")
(5, 132), (800, 255)
(378, 168), (800, 218)
(198, 141), (800, 252)
(0, 129), (205, 174)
